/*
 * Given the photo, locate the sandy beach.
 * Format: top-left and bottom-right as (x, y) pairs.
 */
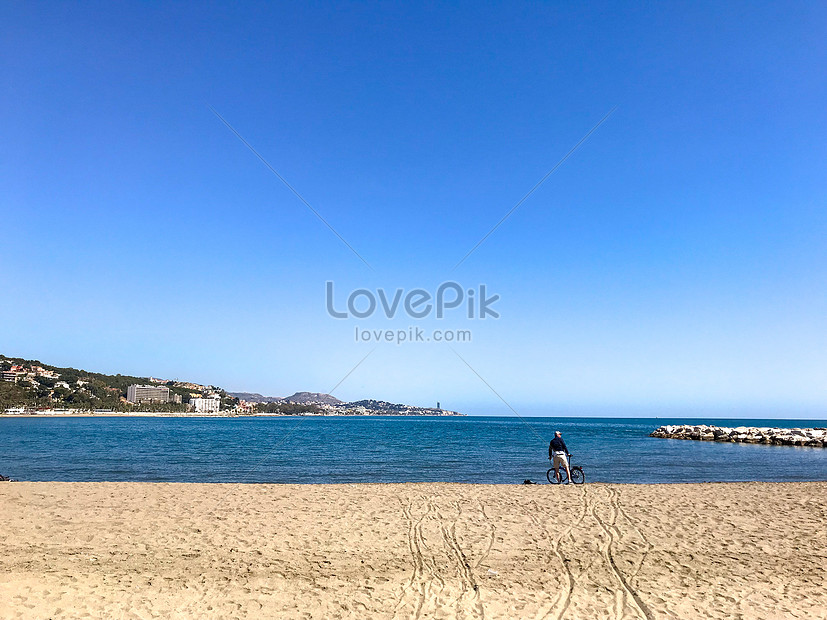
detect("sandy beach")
(1, 481), (825, 619)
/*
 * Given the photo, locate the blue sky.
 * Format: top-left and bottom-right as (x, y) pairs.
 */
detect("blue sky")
(2, 2), (825, 416)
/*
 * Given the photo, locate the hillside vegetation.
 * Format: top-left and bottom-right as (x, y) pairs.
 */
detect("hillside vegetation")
(0, 355), (238, 412)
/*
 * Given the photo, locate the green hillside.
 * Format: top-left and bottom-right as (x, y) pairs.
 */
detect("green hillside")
(0, 355), (238, 412)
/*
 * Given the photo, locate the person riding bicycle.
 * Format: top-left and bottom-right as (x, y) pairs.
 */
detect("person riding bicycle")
(548, 431), (572, 484)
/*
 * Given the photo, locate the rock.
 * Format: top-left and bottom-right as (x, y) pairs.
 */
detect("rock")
(650, 425), (827, 448)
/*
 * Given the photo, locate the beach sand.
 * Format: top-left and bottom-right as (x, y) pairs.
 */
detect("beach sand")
(0, 481), (825, 619)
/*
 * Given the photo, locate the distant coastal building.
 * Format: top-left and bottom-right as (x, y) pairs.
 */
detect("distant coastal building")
(126, 384), (170, 404)
(190, 397), (220, 413)
(1, 364), (60, 382)
(3, 365), (28, 382)
(32, 366), (60, 379)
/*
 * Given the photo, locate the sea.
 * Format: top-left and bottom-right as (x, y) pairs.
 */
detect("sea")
(1, 416), (826, 484)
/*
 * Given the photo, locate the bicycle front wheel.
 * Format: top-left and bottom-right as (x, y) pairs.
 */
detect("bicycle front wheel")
(547, 468), (568, 484)
(570, 468), (585, 484)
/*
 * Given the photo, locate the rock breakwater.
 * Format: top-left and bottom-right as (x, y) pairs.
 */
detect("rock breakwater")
(650, 424), (827, 447)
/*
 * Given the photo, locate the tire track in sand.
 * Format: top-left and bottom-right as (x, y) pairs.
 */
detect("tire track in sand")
(437, 501), (485, 620)
(529, 488), (589, 620)
(589, 487), (654, 620)
(474, 500), (496, 572)
(607, 487), (654, 585)
(395, 497), (443, 620)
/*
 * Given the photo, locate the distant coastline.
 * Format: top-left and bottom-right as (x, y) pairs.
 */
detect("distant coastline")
(1, 354), (464, 417)
(1, 410), (463, 418)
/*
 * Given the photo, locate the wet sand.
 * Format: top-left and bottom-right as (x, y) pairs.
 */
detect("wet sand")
(1, 481), (825, 619)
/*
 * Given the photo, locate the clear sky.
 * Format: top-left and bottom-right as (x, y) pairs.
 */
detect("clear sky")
(2, 2), (825, 416)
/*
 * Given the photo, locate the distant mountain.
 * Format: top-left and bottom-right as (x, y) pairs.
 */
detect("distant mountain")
(342, 400), (456, 416)
(283, 392), (343, 405)
(348, 399), (416, 413)
(228, 392), (282, 403)
(229, 391), (342, 405)
(249, 397), (463, 416)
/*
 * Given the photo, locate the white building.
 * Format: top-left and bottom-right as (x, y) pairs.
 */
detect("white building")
(126, 384), (170, 404)
(190, 397), (220, 413)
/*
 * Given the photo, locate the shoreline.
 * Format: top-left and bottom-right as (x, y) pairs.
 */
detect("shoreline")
(3, 412), (825, 420)
(0, 412), (464, 419)
(2, 480), (824, 618)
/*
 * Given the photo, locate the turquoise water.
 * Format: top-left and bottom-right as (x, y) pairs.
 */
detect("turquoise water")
(1, 416), (826, 484)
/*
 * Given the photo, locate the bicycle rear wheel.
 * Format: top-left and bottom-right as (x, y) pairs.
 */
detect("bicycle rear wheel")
(570, 468), (585, 484)
(547, 468), (568, 484)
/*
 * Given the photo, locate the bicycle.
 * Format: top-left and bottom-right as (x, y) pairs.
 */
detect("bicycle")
(547, 453), (585, 484)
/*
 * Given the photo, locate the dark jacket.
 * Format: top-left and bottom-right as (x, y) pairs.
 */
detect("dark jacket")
(549, 436), (568, 457)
